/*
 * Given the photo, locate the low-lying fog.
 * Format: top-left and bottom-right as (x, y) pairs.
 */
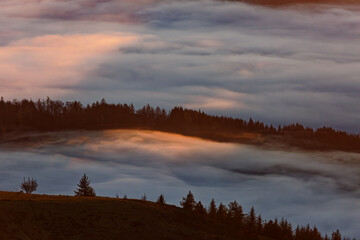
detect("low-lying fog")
(0, 130), (359, 237)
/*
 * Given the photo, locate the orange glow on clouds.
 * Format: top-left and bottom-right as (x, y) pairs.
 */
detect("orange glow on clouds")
(68, 129), (238, 161)
(0, 33), (138, 98)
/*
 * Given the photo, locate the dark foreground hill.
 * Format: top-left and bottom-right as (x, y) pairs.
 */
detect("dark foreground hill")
(0, 191), (239, 240)
(0, 191), (346, 240)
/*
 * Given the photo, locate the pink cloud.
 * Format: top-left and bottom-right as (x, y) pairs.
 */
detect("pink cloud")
(0, 33), (138, 98)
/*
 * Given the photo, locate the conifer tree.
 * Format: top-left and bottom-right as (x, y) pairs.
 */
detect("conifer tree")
(74, 173), (96, 197)
(245, 206), (259, 240)
(157, 194), (166, 205)
(257, 215), (263, 234)
(194, 201), (207, 215)
(208, 198), (217, 218)
(228, 201), (244, 226)
(331, 230), (341, 240)
(247, 206), (256, 229)
(180, 191), (196, 211)
(217, 202), (228, 220)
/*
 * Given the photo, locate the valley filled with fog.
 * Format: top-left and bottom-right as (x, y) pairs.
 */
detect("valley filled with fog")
(0, 130), (359, 237)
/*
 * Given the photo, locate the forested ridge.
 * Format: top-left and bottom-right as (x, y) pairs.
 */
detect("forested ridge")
(0, 97), (359, 152)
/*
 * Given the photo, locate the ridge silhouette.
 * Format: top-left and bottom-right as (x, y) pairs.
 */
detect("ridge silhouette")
(0, 97), (359, 152)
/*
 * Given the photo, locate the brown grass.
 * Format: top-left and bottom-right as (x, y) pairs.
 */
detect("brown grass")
(0, 191), (242, 240)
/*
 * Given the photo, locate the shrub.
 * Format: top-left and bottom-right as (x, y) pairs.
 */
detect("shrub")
(20, 177), (38, 194)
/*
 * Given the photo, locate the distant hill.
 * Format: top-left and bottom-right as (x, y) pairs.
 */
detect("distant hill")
(0, 191), (345, 240)
(1, 98), (359, 153)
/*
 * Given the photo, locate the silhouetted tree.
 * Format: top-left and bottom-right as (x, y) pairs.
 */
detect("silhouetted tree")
(123, 194), (128, 199)
(180, 191), (196, 211)
(74, 173), (96, 197)
(331, 230), (341, 240)
(194, 201), (207, 215)
(247, 206), (256, 229)
(228, 201), (244, 226)
(217, 202), (228, 220)
(141, 193), (147, 201)
(245, 206), (259, 240)
(208, 198), (217, 218)
(257, 215), (263, 234)
(20, 177), (38, 194)
(157, 194), (166, 205)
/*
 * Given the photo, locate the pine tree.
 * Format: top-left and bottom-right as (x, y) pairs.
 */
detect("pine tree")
(74, 173), (96, 197)
(217, 202), (228, 220)
(245, 206), (259, 240)
(157, 194), (165, 205)
(331, 230), (341, 240)
(194, 201), (207, 215)
(257, 215), (263, 234)
(228, 201), (244, 226)
(141, 193), (147, 201)
(180, 191), (196, 211)
(247, 206), (256, 229)
(208, 198), (217, 218)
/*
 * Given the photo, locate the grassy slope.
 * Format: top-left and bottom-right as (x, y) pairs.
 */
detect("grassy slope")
(0, 191), (253, 240)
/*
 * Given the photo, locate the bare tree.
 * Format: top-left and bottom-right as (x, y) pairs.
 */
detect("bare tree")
(20, 177), (38, 194)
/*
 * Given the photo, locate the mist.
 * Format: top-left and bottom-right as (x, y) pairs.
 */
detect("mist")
(0, 130), (359, 237)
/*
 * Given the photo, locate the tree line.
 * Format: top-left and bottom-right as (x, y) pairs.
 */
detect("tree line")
(1, 97), (359, 152)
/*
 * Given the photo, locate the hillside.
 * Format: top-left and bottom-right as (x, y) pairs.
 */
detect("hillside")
(0, 191), (349, 240)
(0, 191), (243, 240)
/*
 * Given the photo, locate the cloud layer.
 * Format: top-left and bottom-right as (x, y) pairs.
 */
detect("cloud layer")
(0, 130), (359, 237)
(1, 0), (360, 132)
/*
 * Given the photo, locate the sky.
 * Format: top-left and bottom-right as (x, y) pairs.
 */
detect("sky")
(0, 0), (360, 132)
(0, 130), (359, 237)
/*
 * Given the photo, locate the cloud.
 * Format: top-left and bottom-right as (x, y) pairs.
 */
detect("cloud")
(0, 33), (138, 98)
(0, 0), (162, 22)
